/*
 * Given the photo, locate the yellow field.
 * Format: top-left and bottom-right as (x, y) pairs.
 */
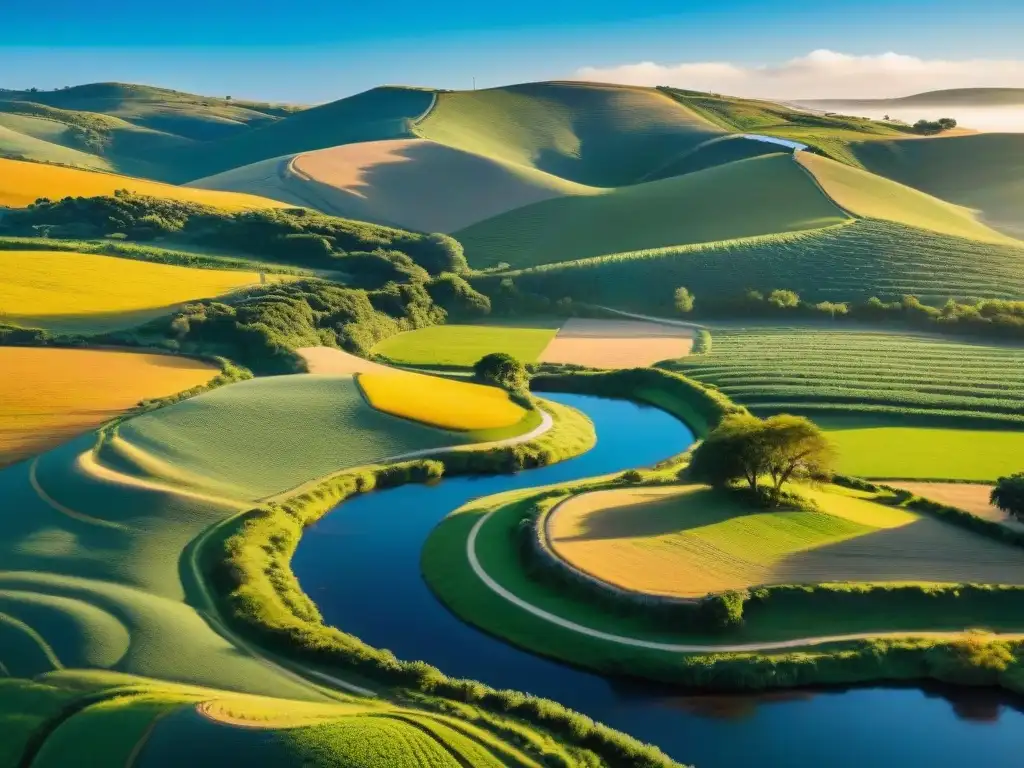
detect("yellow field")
(547, 484), (1024, 597)
(0, 157), (289, 210)
(0, 250), (271, 332)
(0, 347), (218, 466)
(357, 370), (528, 432)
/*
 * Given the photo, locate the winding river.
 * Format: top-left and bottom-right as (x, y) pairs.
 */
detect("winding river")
(294, 394), (1024, 767)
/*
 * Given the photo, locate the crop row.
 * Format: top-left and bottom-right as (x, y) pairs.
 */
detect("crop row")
(670, 328), (1024, 422)
(499, 219), (1024, 308)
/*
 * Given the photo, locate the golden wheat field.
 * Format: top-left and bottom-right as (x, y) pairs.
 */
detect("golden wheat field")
(357, 370), (528, 432)
(0, 250), (271, 332)
(547, 484), (1024, 597)
(0, 157), (289, 210)
(538, 318), (694, 369)
(0, 347), (218, 466)
(891, 482), (1023, 530)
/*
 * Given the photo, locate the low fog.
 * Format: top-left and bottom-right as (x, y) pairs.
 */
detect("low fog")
(811, 106), (1024, 133)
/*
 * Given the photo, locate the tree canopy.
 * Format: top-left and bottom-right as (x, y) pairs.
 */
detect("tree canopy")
(474, 352), (528, 393)
(687, 413), (835, 503)
(992, 474), (1024, 521)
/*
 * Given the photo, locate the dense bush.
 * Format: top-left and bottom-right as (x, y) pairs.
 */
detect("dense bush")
(992, 474), (1024, 521)
(474, 352), (528, 393)
(424, 273), (491, 318)
(1, 192), (467, 277)
(124, 279), (446, 374)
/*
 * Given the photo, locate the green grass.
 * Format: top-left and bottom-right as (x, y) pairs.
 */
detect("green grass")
(495, 218), (1024, 310)
(457, 153), (848, 269)
(798, 152), (1017, 244)
(416, 81), (723, 187)
(372, 322), (561, 366)
(852, 134), (1024, 239)
(669, 325), (1024, 425)
(817, 417), (1024, 480)
(117, 375), (482, 500)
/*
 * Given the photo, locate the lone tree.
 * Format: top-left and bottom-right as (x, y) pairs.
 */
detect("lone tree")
(688, 413), (834, 504)
(674, 286), (694, 314)
(992, 474), (1024, 521)
(474, 352), (527, 392)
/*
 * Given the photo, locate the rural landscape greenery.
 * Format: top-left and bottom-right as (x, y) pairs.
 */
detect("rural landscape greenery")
(1, 71), (1024, 768)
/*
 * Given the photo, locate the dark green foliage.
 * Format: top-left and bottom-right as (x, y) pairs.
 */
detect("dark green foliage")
(474, 353), (528, 393)
(425, 273), (491, 318)
(673, 286), (694, 314)
(0, 192), (465, 277)
(992, 474), (1024, 521)
(132, 279), (445, 374)
(698, 590), (747, 630)
(913, 117), (958, 135)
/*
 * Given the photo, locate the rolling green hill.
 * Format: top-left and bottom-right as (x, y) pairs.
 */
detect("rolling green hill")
(491, 218), (1024, 309)
(851, 134), (1024, 238)
(456, 153), (848, 269)
(416, 81), (723, 187)
(797, 151), (1017, 244)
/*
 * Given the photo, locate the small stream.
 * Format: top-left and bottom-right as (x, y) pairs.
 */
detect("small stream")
(293, 394), (1024, 766)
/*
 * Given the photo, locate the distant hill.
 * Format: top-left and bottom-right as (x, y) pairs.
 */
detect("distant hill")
(800, 88), (1024, 108)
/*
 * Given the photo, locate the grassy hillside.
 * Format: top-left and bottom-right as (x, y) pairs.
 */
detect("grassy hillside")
(0, 115), (114, 169)
(496, 218), (1024, 308)
(0, 249), (272, 332)
(851, 134), (1024, 238)
(0, 158), (288, 210)
(457, 153), (847, 269)
(661, 87), (907, 166)
(116, 375), (481, 499)
(548, 484), (1024, 597)
(797, 151), (1018, 244)
(0, 347), (217, 467)
(191, 138), (591, 232)
(416, 81), (723, 187)
(668, 325), (1024, 425)
(176, 86), (436, 182)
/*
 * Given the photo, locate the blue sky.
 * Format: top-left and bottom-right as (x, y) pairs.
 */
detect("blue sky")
(3, 0), (1023, 101)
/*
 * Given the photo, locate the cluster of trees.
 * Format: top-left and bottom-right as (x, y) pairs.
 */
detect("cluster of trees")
(912, 117), (958, 135)
(992, 474), (1024, 521)
(473, 352), (528, 393)
(135, 277), (486, 374)
(673, 285), (1024, 338)
(2, 192), (468, 280)
(687, 413), (835, 505)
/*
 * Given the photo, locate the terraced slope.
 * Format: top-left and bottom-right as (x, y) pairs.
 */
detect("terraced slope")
(851, 134), (1024, 238)
(0, 249), (270, 332)
(797, 152), (1018, 244)
(178, 86), (437, 181)
(496, 218), (1024, 309)
(416, 81), (723, 187)
(0, 157), (288, 210)
(457, 153), (847, 269)
(191, 138), (590, 231)
(669, 326), (1024, 424)
(115, 375), (483, 499)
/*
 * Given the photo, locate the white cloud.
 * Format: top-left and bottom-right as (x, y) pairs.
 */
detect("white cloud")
(574, 50), (1024, 99)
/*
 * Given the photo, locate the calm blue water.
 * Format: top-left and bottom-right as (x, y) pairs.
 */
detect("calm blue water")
(741, 133), (808, 151)
(294, 394), (1024, 767)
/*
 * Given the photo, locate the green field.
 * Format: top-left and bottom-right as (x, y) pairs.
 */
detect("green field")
(116, 375), (481, 500)
(669, 325), (1024, 424)
(457, 153), (848, 269)
(818, 418), (1024, 480)
(495, 218), (1024, 309)
(416, 81), (722, 187)
(372, 322), (561, 366)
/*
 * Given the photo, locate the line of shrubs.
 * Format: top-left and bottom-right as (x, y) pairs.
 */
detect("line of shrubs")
(676, 286), (1024, 341)
(206, 403), (681, 767)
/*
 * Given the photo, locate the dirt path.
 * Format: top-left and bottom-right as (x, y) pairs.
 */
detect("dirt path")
(466, 506), (1024, 653)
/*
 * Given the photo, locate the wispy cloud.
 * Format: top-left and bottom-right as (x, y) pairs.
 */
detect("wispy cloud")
(574, 50), (1024, 99)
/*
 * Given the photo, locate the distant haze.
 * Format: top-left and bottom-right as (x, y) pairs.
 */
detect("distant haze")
(795, 105), (1024, 133)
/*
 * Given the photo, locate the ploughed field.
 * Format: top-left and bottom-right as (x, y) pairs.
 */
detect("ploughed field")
(0, 249), (271, 333)
(547, 484), (1024, 598)
(0, 347), (218, 467)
